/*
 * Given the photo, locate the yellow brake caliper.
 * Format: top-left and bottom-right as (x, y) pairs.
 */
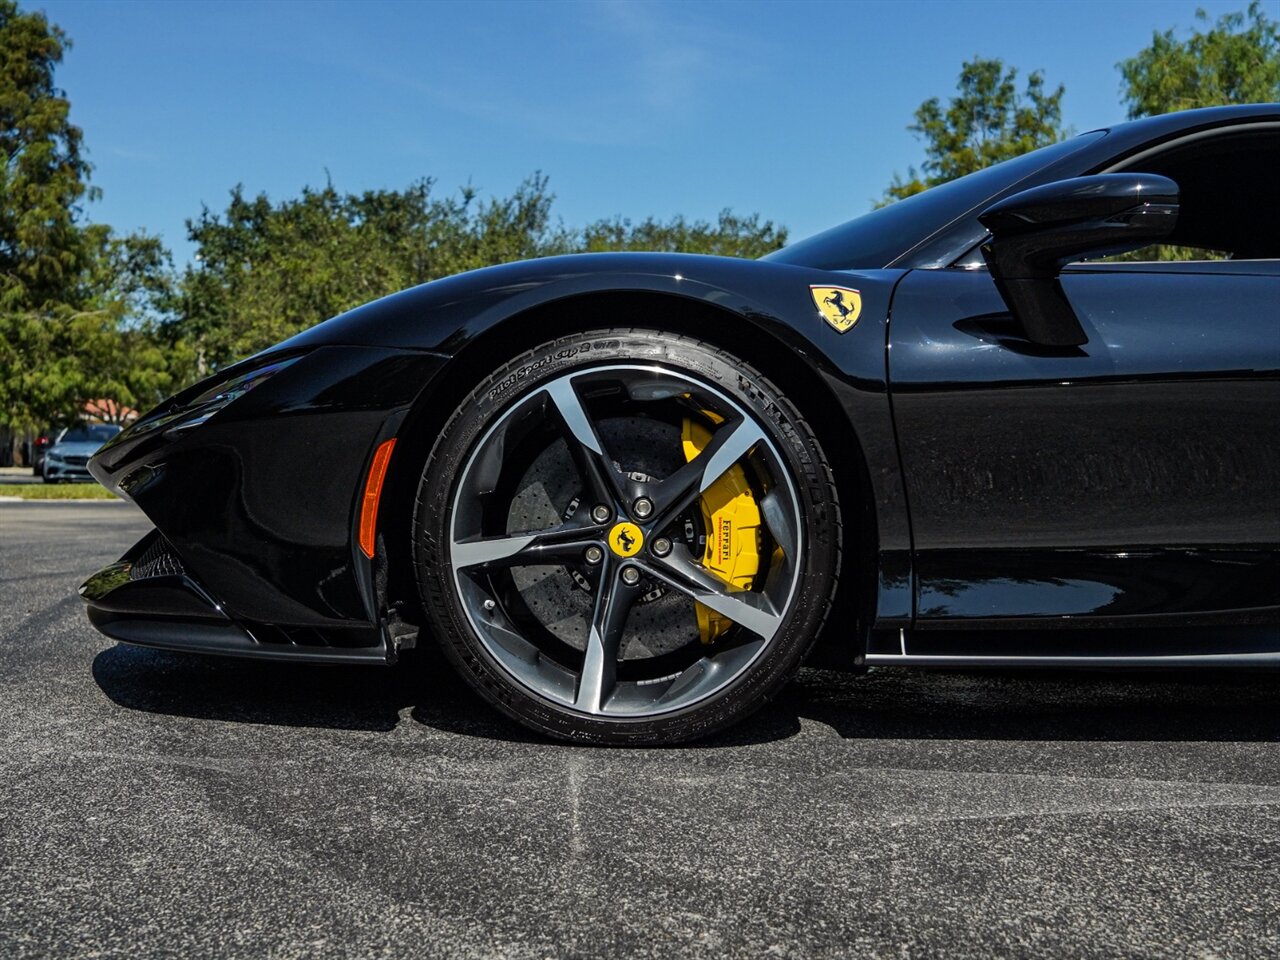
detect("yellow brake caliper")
(681, 416), (763, 643)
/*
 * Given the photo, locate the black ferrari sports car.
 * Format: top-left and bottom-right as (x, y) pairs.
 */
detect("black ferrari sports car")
(83, 104), (1280, 744)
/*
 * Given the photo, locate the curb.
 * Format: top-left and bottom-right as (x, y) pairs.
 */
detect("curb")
(0, 497), (126, 504)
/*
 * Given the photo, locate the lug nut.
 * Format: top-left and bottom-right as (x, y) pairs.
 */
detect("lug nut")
(652, 537), (672, 557)
(620, 566), (641, 586)
(591, 504), (612, 523)
(584, 545), (604, 564)
(632, 497), (653, 519)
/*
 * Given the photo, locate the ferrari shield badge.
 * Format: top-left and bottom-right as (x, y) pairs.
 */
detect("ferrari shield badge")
(810, 285), (862, 333)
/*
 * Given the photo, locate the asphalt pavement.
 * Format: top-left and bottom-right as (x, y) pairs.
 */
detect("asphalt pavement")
(3, 500), (1280, 959)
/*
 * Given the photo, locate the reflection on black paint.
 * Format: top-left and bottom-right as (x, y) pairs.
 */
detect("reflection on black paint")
(892, 267), (1280, 628)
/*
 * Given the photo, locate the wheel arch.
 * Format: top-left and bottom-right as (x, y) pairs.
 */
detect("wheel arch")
(378, 290), (879, 666)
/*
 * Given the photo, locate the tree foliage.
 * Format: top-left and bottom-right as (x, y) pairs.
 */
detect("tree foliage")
(0, 0), (92, 311)
(0, 1), (184, 433)
(1119, 1), (1280, 118)
(0, 228), (185, 431)
(882, 57), (1066, 204)
(0, 0), (97, 432)
(175, 177), (785, 369)
(580, 210), (784, 259)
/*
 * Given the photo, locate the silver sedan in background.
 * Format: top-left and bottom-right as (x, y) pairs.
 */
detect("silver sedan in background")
(42, 424), (121, 483)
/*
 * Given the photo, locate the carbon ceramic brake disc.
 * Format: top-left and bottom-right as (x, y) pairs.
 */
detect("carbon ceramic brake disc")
(506, 418), (700, 659)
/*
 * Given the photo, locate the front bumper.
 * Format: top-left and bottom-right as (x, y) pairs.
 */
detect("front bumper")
(43, 460), (92, 481)
(81, 529), (390, 664)
(84, 345), (447, 632)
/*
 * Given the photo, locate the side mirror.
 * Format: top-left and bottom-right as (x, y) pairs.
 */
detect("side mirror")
(977, 173), (1179, 346)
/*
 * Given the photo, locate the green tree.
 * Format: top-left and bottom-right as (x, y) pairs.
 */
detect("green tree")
(882, 57), (1067, 204)
(0, 0), (97, 435)
(175, 175), (567, 369)
(1119, 2), (1280, 118)
(0, 1), (183, 438)
(0, 0), (93, 312)
(81, 227), (191, 418)
(0, 228), (185, 432)
(580, 209), (785, 259)
(177, 174), (784, 372)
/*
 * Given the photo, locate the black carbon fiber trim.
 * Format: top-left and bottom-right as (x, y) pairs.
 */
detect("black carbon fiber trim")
(129, 536), (185, 581)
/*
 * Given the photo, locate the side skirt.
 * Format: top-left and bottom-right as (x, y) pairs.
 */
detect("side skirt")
(866, 625), (1280, 668)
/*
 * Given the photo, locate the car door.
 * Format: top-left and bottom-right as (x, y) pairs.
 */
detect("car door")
(887, 125), (1280, 635)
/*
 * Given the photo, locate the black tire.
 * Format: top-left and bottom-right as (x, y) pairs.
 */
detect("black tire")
(414, 329), (841, 745)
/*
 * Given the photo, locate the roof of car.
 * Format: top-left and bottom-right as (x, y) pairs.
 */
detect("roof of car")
(771, 104), (1280, 272)
(1083, 103), (1280, 161)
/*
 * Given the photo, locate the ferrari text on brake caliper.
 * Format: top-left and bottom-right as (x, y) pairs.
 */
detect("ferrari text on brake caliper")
(682, 414), (763, 643)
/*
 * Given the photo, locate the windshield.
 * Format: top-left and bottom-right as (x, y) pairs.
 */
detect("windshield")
(765, 131), (1107, 271)
(59, 424), (122, 444)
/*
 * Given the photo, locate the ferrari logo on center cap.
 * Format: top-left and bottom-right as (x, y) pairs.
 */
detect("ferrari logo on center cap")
(810, 285), (862, 333)
(609, 522), (644, 558)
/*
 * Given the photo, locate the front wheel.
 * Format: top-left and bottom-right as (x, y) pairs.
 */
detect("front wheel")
(414, 330), (841, 744)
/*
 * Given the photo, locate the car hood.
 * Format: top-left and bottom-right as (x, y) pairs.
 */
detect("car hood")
(48, 441), (103, 457)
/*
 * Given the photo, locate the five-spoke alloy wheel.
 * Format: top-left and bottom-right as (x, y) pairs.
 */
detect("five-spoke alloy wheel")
(415, 330), (841, 744)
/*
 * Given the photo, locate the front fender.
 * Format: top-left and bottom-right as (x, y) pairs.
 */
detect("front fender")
(288, 252), (914, 636)
(280, 252), (893, 379)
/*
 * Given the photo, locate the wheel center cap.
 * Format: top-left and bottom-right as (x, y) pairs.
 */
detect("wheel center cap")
(608, 522), (644, 558)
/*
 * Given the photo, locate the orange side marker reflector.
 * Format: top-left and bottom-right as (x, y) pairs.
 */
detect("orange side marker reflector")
(358, 438), (397, 559)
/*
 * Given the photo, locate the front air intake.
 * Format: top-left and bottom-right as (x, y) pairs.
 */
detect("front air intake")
(129, 535), (186, 581)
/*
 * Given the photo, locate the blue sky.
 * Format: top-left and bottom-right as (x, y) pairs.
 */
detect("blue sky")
(39, 0), (1249, 263)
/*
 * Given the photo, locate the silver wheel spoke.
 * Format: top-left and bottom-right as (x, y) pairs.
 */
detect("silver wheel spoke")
(642, 547), (783, 642)
(544, 377), (625, 505)
(545, 377), (603, 456)
(452, 525), (599, 570)
(650, 417), (765, 524)
(758, 488), (799, 562)
(574, 562), (633, 713)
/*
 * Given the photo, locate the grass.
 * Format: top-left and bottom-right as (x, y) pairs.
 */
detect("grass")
(0, 483), (119, 500)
